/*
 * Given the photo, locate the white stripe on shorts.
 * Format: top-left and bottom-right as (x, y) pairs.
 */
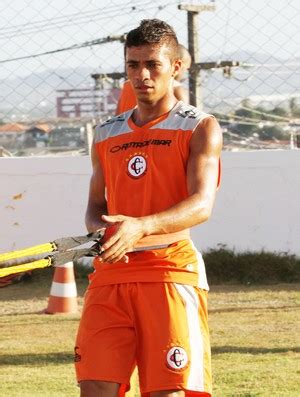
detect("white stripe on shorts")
(190, 241), (209, 291)
(174, 283), (205, 391)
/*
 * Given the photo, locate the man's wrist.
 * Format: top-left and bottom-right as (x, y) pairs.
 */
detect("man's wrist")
(140, 215), (157, 237)
(86, 220), (106, 233)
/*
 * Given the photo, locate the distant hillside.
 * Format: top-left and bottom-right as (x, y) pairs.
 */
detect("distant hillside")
(0, 51), (298, 119)
(0, 67), (95, 119)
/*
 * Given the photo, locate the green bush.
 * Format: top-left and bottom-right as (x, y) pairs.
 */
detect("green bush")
(204, 245), (300, 284)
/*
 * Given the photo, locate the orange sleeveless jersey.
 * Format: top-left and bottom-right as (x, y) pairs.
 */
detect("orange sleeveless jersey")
(116, 80), (137, 114)
(91, 101), (220, 288)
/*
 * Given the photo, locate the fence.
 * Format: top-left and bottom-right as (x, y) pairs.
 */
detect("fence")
(0, 0), (299, 154)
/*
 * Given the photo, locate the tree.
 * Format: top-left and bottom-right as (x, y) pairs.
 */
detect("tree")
(258, 125), (289, 141)
(289, 97), (300, 118)
(272, 106), (288, 117)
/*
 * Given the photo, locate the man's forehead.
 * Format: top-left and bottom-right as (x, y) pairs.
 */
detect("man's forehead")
(125, 43), (171, 60)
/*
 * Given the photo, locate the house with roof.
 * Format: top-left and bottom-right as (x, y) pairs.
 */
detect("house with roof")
(0, 123), (27, 150)
(23, 124), (52, 148)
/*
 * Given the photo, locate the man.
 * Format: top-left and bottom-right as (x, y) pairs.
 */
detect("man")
(172, 44), (191, 103)
(75, 19), (222, 397)
(115, 44), (191, 114)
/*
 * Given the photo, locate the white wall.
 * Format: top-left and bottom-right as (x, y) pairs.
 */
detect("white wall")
(0, 156), (91, 253)
(0, 150), (299, 255)
(191, 150), (300, 255)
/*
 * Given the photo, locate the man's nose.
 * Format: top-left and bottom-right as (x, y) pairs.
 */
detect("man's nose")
(138, 67), (150, 80)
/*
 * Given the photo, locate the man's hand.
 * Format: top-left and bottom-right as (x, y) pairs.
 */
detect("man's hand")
(99, 214), (146, 263)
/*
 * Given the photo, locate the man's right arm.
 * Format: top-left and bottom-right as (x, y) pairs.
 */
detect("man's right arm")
(85, 143), (107, 233)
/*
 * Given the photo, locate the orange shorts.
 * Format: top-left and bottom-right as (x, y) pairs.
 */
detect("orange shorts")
(75, 283), (212, 396)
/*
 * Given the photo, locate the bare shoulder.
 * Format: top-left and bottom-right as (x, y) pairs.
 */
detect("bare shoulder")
(190, 115), (223, 155)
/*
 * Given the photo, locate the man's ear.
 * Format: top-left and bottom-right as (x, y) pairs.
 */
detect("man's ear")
(172, 58), (182, 77)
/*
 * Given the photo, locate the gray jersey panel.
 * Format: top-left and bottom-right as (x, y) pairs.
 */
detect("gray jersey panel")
(94, 110), (134, 143)
(94, 102), (212, 143)
(151, 101), (212, 131)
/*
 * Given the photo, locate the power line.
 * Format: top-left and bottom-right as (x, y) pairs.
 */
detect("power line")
(0, 1), (175, 63)
(0, 1), (173, 41)
(0, 35), (126, 64)
(0, 1), (151, 36)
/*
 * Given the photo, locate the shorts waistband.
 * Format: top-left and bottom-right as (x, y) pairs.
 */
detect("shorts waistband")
(133, 244), (170, 252)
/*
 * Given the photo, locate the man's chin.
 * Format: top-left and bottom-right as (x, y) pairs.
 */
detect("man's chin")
(137, 95), (154, 105)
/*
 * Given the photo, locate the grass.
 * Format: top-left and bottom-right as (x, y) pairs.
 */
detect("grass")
(0, 268), (299, 396)
(209, 284), (299, 396)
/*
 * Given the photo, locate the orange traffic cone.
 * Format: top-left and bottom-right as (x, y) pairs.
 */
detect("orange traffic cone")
(45, 261), (78, 314)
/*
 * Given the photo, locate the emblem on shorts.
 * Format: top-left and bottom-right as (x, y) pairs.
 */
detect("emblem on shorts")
(166, 346), (188, 370)
(127, 153), (147, 178)
(74, 346), (81, 362)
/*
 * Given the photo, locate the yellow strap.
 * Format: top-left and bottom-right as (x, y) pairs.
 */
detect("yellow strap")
(0, 243), (55, 264)
(0, 258), (52, 278)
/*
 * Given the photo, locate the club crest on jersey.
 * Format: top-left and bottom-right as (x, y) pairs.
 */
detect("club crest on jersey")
(127, 153), (147, 178)
(166, 346), (188, 370)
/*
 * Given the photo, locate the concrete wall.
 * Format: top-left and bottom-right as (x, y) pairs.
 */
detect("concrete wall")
(191, 150), (300, 255)
(0, 150), (299, 255)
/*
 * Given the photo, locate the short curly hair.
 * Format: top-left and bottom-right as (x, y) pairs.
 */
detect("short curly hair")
(125, 19), (179, 60)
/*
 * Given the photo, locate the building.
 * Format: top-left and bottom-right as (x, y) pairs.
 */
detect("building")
(0, 123), (27, 151)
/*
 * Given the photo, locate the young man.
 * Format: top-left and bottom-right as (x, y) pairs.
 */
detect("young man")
(75, 19), (222, 397)
(115, 44), (191, 114)
(172, 44), (191, 103)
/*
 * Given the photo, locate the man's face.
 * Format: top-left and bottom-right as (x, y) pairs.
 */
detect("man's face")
(125, 43), (180, 104)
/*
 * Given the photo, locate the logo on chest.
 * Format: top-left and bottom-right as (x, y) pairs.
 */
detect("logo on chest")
(126, 152), (148, 178)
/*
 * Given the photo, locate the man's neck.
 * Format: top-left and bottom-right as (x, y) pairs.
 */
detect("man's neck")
(132, 96), (178, 127)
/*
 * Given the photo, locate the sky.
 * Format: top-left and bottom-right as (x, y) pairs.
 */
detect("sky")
(0, 0), (299, 80)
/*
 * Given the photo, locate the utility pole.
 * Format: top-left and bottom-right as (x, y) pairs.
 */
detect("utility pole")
(178, 2), (216, 109)
(91, 73), (125, 120)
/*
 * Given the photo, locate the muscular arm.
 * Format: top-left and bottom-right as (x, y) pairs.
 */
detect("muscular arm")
(144, 116), (222, 233)
(100, 116), (223, 262)
(85, 144), (108, 233)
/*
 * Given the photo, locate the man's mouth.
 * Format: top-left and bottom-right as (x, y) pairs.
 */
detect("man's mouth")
(135, 84), (153, 90)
